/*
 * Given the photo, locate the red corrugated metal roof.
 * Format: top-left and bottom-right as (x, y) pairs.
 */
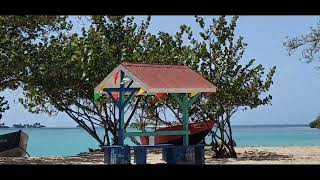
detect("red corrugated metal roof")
(121, 63), (216, 91)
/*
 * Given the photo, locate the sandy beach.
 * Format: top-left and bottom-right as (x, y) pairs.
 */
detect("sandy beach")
(1, 146), (320, 164)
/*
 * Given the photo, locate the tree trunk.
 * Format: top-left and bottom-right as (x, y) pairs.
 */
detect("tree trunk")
(211, 112), (237, 158)
(226, 115), (237, 158)
(218, 115), (229, 158)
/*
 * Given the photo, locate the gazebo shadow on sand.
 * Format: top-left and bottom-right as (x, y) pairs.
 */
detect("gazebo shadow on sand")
(204, 149), (293, 164)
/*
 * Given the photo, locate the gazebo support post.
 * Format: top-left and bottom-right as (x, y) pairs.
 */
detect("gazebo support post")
(182, 94), (189, 145)
(118, 71), (125, 146)
(171, 93), (201, 145)
(104, 70), (140, 146)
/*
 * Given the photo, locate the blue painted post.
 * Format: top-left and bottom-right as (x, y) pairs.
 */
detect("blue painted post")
(133, 147), (147, 164)
(118, 70), (125, 146)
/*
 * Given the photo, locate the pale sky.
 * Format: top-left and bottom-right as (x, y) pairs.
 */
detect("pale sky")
(1, 16), (320, 127)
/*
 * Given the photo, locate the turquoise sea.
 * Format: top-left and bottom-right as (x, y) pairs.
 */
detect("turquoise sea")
(1, 124), (319, 157)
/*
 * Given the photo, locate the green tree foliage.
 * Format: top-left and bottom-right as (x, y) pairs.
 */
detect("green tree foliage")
(284, 20), (320, 67)
(1, 16), (277, 159)
(131, 16), (277, 158)
(17, 16), (200, 146)
(309, 114), (320, 128)
(19, 16), (153, 145)
(189, 16), (276, 158)
(0, 15), (67, 120)
(0, 96), (9, 119)
(0, 16), (68, 90)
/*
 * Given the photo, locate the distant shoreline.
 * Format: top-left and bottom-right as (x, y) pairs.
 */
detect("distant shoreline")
(0, 124), (309, 129)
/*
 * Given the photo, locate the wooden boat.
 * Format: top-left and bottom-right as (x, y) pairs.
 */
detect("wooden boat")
(139, 119), (216, 145)
(0, 130), (29, 157)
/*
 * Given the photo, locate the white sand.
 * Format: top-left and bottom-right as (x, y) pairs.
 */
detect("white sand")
(1, 146), (320, 164)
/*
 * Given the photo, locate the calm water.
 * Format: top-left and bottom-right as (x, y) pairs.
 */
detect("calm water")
(1, 125), (319, 157)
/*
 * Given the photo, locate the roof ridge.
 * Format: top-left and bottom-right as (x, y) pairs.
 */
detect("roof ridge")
(121, 63), (189, 69)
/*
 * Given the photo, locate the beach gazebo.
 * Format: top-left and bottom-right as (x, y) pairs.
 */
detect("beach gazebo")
(94, 63), (216, 164)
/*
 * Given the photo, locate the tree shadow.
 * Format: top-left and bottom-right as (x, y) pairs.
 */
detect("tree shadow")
(237, 150), (292, 161)
(0, 153), (105, 165)
(204, 148), (293, 164)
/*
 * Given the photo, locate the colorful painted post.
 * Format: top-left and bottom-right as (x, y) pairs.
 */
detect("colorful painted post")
(104, 85), (139, 146)
(118, 70), (125, 146)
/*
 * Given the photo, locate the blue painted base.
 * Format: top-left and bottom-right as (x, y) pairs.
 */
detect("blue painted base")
(103, 146), (131, 165)
(103, 145), (205, 165)
(163, 145), (205, 165)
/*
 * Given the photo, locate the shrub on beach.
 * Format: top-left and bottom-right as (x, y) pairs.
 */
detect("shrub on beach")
(309, 115), (320, 129)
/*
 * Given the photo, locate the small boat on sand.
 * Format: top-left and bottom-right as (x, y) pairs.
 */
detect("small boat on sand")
(0, 130), (29, 157)
(139, 119), (216, 145)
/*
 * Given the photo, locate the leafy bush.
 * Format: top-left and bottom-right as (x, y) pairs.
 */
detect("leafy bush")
(309, 115), (320, 128)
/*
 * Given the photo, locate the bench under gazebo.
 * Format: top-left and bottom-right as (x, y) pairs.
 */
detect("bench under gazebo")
(94, 63), (216, 164)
